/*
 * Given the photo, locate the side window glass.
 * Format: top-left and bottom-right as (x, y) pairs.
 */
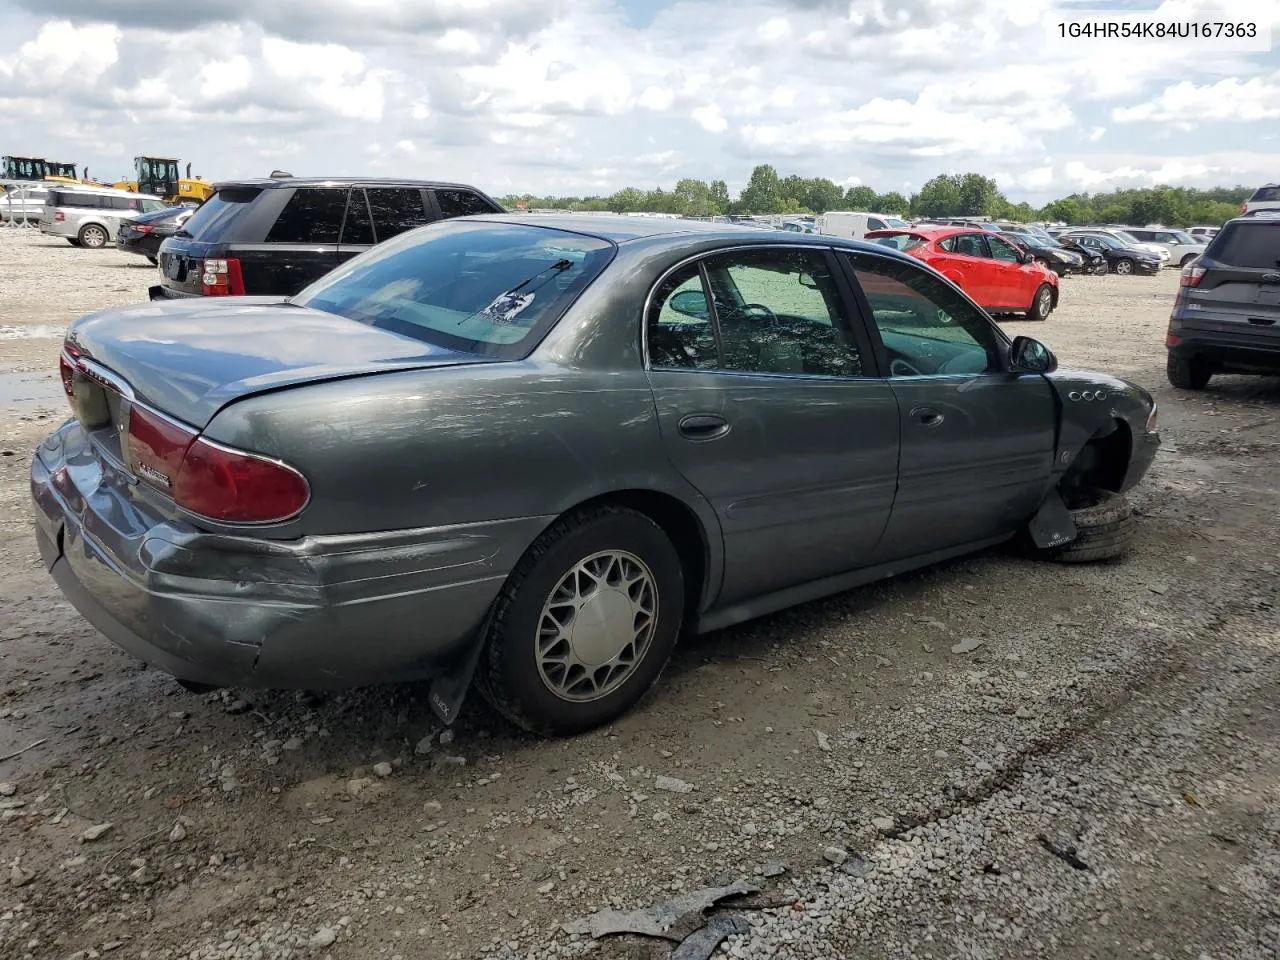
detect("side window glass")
(951, 233), (987, 258)
(868, 217), (886, 231)
(266, 188), (347, 244)
(987, 236), (1020, 262)
(367, 188), (430, 241)
(703, 248), (862, 377)
(341, 189), (375, 245)
(646, 264), (718, 370)
(939, 237), (956, 253)
(435, 189), (497, 218)
(847, 252), (1000, 377)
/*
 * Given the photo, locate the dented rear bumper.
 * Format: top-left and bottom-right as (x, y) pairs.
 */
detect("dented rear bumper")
(30, 419), (533, 689)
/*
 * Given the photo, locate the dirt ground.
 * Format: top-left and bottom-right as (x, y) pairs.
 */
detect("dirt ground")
(0, 227), (1276, 960)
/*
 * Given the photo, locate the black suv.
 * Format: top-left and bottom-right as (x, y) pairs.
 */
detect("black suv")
(150, 178), (503, 300)
(1167, 215), (1280, 389)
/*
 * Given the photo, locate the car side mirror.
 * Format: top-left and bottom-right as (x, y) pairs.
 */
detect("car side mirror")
(1009, 335), (1057, 374)
(669, 289), (709, 318)
(798, 273), (819, 289)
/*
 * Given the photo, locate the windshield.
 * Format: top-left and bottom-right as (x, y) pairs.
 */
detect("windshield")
(1173, 231), (1199, 245)
(1110, 230), (1142, 245)
(867, 231), (926, 252)
(883, 217), (907, 228)
(293, 221), (616, 358)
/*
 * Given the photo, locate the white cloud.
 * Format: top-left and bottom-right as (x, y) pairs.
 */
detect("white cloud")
(0, 0), (1274, 202)
(1112, 71), (1280, 125)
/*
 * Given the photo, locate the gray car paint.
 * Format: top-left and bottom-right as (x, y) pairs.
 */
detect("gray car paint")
(31, 215), (1160, 702)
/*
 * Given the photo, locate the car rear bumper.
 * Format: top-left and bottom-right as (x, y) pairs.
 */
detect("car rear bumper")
(1168, 325), (1280, 373)
(31, 420), (529, 689)
(149, 284), (199, 301)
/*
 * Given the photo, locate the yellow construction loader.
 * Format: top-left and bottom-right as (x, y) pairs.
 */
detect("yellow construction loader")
(113, 156), (213, 204)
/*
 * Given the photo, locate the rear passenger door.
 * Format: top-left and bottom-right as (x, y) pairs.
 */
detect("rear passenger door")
(936, 233), (993, 304)
(261, 187), (346, 294)
(645, 245), (900, 605)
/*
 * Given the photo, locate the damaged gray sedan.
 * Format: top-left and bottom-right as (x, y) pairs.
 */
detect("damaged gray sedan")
(31, 215), (1159, 735)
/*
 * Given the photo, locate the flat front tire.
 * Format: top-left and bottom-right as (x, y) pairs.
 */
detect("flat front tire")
(475, 505), (685, 736)
(1027, 489), (1135, 564)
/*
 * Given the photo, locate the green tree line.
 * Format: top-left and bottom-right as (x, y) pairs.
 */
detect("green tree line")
(501, 164), (1253, 227)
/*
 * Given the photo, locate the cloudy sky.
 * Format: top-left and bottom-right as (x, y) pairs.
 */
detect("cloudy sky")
(1, 0), (1277, 204)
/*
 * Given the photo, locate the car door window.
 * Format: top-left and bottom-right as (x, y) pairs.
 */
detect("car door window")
(986, 235), (1020, 262)
(704, 248), (862, 377)
(846, 252), (1001, 377)
(266, 188), (347, 244)
(647, 264), (719, 371)
(367, 187), (430, 241)
(941, 233), (988, 257)
(867, 217), (886, 231)
(435, 189), (496, 219)
(341, 189), (375, 245)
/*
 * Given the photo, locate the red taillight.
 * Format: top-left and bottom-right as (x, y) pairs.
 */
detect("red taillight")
(124, 405), (308, 523)
(1166, 333), (1181, 346)
(1241, 203), (1248, 214)
(1180, 262), (1205, 287)
(201, 258), (245, 297)
(123, 405), (197, 492)
(54, 211), (65, 222)
(135, 224), (154, 234)
(59, 353), (76, 400)
(174, 438), (309, 523)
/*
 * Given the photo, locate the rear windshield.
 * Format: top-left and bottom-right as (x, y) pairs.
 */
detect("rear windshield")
(292, 220), (616, 359)
(867, 231), (926, 252)
(1207, 221), (1280, 269)
(1249, 186), (1280, 202)
(179, 187), (262, 241)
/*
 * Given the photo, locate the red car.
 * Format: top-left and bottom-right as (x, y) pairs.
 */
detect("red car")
(863, 227), (1059, 321)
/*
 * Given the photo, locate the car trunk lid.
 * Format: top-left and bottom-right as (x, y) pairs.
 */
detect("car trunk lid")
(64, 299), (498, 430)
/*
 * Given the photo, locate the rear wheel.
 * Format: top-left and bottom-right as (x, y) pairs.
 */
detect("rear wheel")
(78, 223), (107, 249)
(1179, 253), (1199, 267)
(1112, 258), (1134, 276)
(1026, 488), (1135, 563)
(475, 505), (685, 736)
(1167, 353), (1212, 390)
(1025, 283), (1054, 321)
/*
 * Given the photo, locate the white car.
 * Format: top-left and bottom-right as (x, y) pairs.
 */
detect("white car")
(1187, 225), (1219, 241)
(1125, 227), (1208, 267)
(1079, 228), (1171, 264)
(818, 211), (908, 240)
(1242, 183), (1280, 216)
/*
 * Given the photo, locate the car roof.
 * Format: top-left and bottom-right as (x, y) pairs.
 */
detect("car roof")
(448, 213), (932, 260)
(213, 176), (490, 190)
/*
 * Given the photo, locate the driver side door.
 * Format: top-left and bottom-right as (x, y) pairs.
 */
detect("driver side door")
(840, 250), (1057, 561)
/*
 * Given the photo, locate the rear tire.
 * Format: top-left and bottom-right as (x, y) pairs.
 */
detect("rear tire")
(1167, 353), (1212, 390)
(1027, 489), (1135, 563)
(475, 505), (685, 737)
(78, 223), (107, 249)
(1112, 258), (1134, 276)
(1179, 253), (1199, 267)
(1025, 283), (1054, 321)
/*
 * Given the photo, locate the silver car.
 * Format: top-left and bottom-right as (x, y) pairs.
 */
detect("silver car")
(39, 185), (167, 248)
(0, 182), (48, 225)
(1125, 227), (1207, 267)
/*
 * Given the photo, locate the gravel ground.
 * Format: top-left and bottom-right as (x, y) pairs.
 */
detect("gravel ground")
(0, 226), (1276, 960)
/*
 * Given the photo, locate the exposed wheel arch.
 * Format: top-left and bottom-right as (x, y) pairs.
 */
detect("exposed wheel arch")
(1060, 419), (1133, 494)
